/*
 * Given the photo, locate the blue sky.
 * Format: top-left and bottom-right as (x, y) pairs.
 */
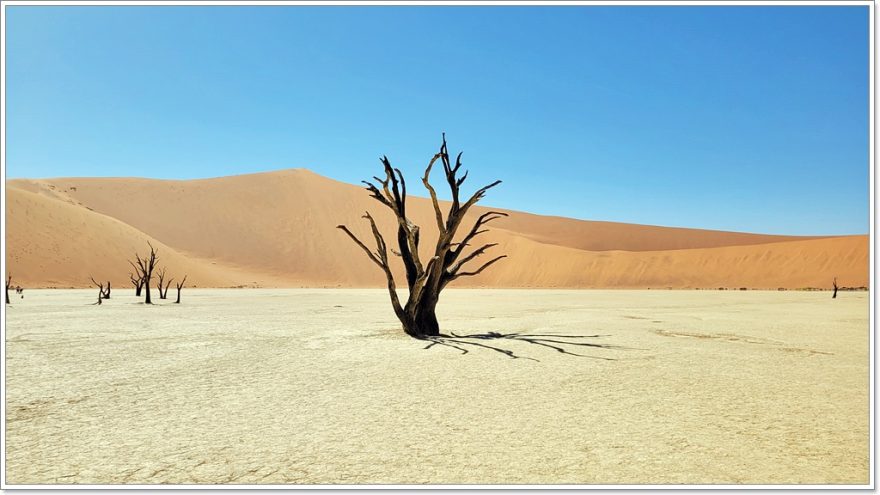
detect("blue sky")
(5, 5), (870, 235)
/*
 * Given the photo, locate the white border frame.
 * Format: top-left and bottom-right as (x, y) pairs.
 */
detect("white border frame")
(0, 0), (874, 490)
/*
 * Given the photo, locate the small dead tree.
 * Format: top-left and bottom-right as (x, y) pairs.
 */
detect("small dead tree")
(129, 243), (159, 304)
(155, 268), (173, 300)
(5, 275), (11, 305)
(833, 277), (839, 299)
(89, 276), (111, 300)
(175, 275), (187, 304)
(130, 272), (144, 296)
(338, 134), (507, 337)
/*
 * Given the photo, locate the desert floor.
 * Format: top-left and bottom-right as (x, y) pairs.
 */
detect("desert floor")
(4, 289), (870, 485)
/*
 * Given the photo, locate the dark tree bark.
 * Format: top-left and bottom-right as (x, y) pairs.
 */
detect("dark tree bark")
(175, 275), (187, 304)
(130, 273), (144, 296)
(90, 276), (111, 300)
(833, 277), (839, 299)
(129, 243), (159, 304)
(155, 268), (173, 299)
(5, 275), (11, 305)
(338, 134), (507, 337)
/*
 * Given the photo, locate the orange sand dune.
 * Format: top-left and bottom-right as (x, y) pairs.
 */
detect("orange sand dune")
(5, 187), (289, 289)
(5, 170), (869, 289)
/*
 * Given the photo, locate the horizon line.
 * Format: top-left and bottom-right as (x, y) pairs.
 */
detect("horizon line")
(4, 167), (870, 238)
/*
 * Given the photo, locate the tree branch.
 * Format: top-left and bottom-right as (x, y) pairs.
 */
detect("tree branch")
(129, 257), (146, 277)
(449, 211), (508, 263)
(439, 133), (461, 212)
(338, 214), (405, 320)
(361, 180), (392, 208)
(451, 255), (508, 280)
(461, 180), (503, 214)
(337, 225), (384, 269)
(447, 243), (499, 276)
(363, 212), (389, 264)
(422, 152), (446, 233)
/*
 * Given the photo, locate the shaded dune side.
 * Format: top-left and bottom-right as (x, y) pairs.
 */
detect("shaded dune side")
(5, 187), (288, 288)
(465, 233), (867, 289)
(5, 170), (869, 288)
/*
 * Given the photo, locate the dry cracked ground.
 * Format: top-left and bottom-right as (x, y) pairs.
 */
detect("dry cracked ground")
(4, 289), (870, 485)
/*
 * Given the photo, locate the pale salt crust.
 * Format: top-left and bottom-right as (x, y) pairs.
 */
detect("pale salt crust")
(3, 289), (869, 485)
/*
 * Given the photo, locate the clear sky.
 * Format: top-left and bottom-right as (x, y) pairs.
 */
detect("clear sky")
(5, 5), (870, 235)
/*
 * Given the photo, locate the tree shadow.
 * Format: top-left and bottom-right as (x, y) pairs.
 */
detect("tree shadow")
(419, 331), (623, 362)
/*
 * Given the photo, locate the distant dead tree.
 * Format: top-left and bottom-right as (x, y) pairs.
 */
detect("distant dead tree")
(129, 243), (159, 304)
(337, 134), (507, 337)
(174, 275), (187, 304)
(155, 268), (173, 300)
(89, 276), (111, 300)
(5, 275), (11, 304)
(129, 272), (144, 296)
(833, 277), (839, 299)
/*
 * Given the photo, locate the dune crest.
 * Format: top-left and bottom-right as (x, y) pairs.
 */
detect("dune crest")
(5, 170), (868, 289)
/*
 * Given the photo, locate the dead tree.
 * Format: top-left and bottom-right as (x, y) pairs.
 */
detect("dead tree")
(833, 277), (839, 299)
(155, 268), (173, 300)
(161, 277), (173, 299)
(338, 134), (507, 337)
(5, 275), (11, 305)
(175, 275), (187, 304)
(130, 272), (144, 296)
(89, 276), (111, 300)
(129, 243), (159, 304)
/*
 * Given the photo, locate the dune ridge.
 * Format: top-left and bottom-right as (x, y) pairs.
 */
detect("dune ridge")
(5, 169), (869, 289)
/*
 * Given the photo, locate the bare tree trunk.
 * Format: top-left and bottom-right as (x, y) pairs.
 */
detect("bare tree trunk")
(130, 273), (144, 296)
(89, 276), (110, 300)
(156, 268), (165, 299)
(175, 275), (187, 304)
(338, 134), (506, 337)
(833, 277), (839, 299)
(155, 268), (173, 299)
(89, 277), (111, 300)
(130, 243), (159, 304)
(144, 279), (152, 304)
(5, 275), (10, 305)
(404, 297), (440, 337)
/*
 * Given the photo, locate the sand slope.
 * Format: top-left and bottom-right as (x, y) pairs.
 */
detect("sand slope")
(5, 187), (288, 289)
(5, 170), (869, 288)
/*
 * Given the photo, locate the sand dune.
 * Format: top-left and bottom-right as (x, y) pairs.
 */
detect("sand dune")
(5, 169), (869, 289)
(4, 187), (288, 289)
